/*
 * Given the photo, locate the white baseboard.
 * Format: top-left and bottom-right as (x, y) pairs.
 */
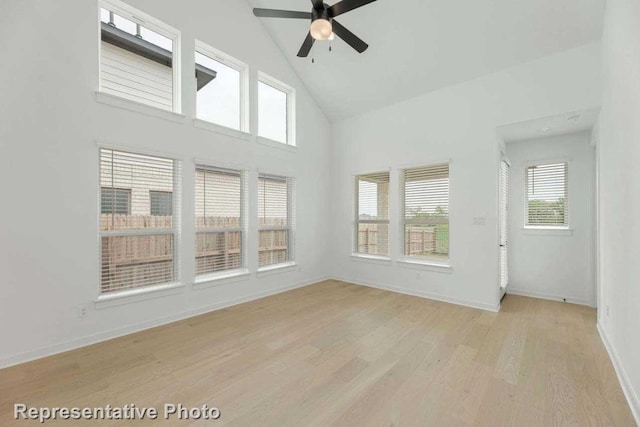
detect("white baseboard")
(597, 322), (640, 425)
(507, 287), (592, 307)
(0, 276), (328, 369)
(333, 276), (500, 312)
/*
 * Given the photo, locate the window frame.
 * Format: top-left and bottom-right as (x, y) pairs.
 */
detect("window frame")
(524, 160), (569, 230)
(399, 163), (451, 263)
(96, 146), (182, 300)
(257, 173), (296, 270)
(194, 164), (249, 282)
(353, 171), (391, 258)
(257, 72), (296, 147)
(194, 40), (250, 134)
(98, 0), (182, 113)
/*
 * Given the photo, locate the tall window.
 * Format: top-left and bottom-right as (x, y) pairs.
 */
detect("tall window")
(401, 164), (450, 260)
(355, 172), (390, 256)
(99, 0), (181, 112)
(526, 162), (568, 227)
(195, 41), (248, 131)
(258, 73), (295, 146)
(195, 165), (246, 276)
(258, 175), (295, 268)
(99, 148), (180, 294)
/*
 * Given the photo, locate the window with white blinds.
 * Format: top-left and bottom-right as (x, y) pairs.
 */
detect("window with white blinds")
(402, 163), (450, 260)
(258, 174), (296, 268)
(355, 172), (390, 256)
(195, 165), (247, 276)
(526, 162), (568, 227)
(99, 148), (180, 294)
(499, 160), (509, 289)
(99, 1), (180, 112)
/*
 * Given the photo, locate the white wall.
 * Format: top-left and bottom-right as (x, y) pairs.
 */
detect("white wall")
(597, 0), (640, 421)
(506, 132), (595, 306)
(330, 43), (602, 311)
(0, 0), (331, 367)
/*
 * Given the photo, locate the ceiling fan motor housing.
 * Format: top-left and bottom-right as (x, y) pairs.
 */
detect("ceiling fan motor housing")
(312, 6), (332, 23)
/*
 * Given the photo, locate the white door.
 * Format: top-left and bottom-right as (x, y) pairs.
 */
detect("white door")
(499, 160), (510, 291)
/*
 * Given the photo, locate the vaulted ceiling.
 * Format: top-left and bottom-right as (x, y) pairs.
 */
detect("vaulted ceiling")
(246, 0), (605, 122)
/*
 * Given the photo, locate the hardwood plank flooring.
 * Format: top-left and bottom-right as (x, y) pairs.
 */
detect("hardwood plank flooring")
(0, 280), (635, 426)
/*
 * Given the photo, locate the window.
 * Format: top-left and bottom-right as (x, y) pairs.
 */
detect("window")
(401, 164), (450, 260)
(99, 148), (180, 294)
(195, 41), (248, 132)
(150, 190), (173, 216)
(99, 0), (181, 112)
(101, 187), (131, 214)
(354, 172), (390, 256)
(258, 72), (295, 145)
(526, 162), (568, 227)
(258, 174), (296, 268)
(195, 165), (247, 277)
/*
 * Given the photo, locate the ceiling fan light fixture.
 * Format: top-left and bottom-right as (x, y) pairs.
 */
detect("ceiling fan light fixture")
(310, 18), (333, 40)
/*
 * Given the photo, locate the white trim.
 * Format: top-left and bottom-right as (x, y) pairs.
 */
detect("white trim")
(256, 261), (298, 277)
(396, 258), (453, 274)
(507, 287), (591, 307)
(193, 269), (251, 289)
(96, 92), (187, 124)
(194, 40), (250, 133)
(256, 136), (298, 152)
(193, 119), (253, 142)
(334, 276), (500, 312)
(95, 139), (186, 161)
(597, 323), (640, 425)
(522, 226), (573, 236)
(395, 157), (453, 171)
(257, 71), (296, 147)
(94, 282), (184, 309)
(0, 276), (329, 369)
(350, 253), (392, 264)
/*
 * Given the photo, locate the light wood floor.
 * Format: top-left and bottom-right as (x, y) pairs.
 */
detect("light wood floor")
(0, 280), (635, 426)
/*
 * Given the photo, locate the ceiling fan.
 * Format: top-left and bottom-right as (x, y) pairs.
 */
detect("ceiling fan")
(253, 0), (378, 57)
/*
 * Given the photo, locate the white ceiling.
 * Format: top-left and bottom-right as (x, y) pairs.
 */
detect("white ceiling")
(246, 0), (605, 122)
(498, 108), (600, 143)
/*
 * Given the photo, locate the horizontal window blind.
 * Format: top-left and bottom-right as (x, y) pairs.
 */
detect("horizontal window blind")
(195, 165), (246, 276)
(526, 162), (568, 227)
(258, 174), (295, 267)
(355, 172), (389, 256)
(99, 148), (180, 294)
(402, 163), (449, 259)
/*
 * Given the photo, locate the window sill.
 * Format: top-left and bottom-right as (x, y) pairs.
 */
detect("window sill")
(193, 119), (253, 142)
(397, 258), (453, 274)
(522, 227), (573, 236)
(256, 261), (298, 277)
(94, 282), (184, 309)
(96, 91), (186, 124)
(256, 136), (297, 152)
(193, 269), (251, 289)
(350, 254), (392, 265)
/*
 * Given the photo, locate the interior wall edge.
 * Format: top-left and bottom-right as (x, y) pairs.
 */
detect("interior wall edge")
(597, 322), (640, 425)
(332, 276), (501, 312)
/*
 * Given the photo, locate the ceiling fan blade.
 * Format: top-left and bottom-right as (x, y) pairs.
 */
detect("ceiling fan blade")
(331, 20), (368, 53)
(253, 9), (311, 19)
(328, 0), (377, 17)
(297, 32), (315, 57)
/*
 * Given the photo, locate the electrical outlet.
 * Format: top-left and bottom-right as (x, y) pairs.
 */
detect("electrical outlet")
(78, 305), (88, 318)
